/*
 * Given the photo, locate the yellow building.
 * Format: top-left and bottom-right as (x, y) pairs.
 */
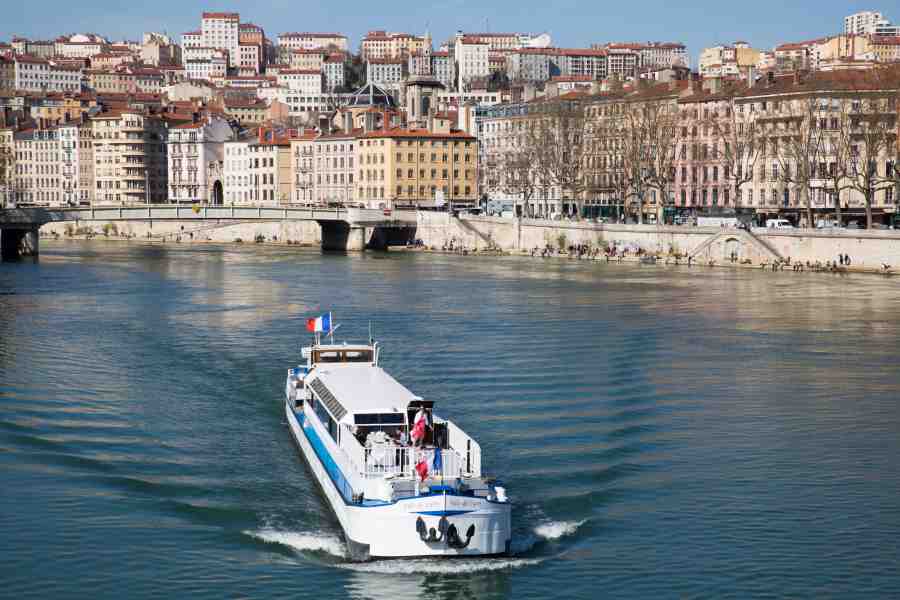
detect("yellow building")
(361, 31), (425, 61)
(356, 123), (478, 208)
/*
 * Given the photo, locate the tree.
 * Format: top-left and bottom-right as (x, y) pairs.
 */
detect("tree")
(818, 96), (855, 226)
(643, 99), (681, 223)
(500, 127), (541, 217)
(533, 96), (591, 217)
(619, 100), (660, 224)
(711, 98), (764, 211)
(843, 93), (897, 229)
(769, 96), (827, 228)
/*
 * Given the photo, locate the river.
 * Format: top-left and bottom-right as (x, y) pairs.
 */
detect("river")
(2, 241), (899, 599)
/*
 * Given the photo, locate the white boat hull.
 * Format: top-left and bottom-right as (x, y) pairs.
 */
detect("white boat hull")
(285, 401), (512, 560)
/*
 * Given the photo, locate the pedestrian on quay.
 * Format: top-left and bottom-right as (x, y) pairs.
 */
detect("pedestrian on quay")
(839, 254), (844, 266)
(845, 254), (852, 266)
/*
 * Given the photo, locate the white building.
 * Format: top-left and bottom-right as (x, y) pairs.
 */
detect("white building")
(167, 116), (234, 204)
(366, 59), (405, 96)
(14, 56), (82, 93)
(224, 128), (292, 204)
(454, 34), (489, 91)
(313, 131), (357, 205)
(323, 54), (346, 91)
(276, 69), (323, 94)
(201, 11), (240, 68)
(845, 11), (886, 35)
(185, 54), (227, 82)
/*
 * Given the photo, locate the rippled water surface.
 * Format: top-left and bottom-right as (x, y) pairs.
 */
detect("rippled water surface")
(2, 241), (900, 599)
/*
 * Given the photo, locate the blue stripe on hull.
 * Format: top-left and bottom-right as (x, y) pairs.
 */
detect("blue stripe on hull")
(290, 406), (354, 505)
(412, 510), (475, 517)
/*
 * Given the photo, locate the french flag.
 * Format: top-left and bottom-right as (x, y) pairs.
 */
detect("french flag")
(306, 312), (332, 333)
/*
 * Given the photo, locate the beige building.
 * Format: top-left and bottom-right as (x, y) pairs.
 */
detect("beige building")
(361, 31), (425, 61)
(289, 129), (318, 203)
(356, 124), (478, 208)
(0, 58), (15, 93)
(289, 49), (325, 71)
(91, 110), (168, 203)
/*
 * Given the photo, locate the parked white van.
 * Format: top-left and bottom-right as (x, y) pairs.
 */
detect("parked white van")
(766, 219), (795, 229)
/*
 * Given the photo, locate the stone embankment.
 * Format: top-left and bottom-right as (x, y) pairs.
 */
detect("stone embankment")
(36, 211), (900, 274)
(416, 212), (900, 272)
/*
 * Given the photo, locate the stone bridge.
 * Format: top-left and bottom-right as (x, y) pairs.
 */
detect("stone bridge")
(0, 204), (418, 259)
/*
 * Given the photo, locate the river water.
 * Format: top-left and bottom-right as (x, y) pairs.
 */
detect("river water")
(1, 241), (899, 599)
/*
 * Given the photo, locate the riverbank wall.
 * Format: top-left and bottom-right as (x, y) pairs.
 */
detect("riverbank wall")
(41, 219), (322, 245)
(37, 211), (900, 269)
(416, 213), (900, 268)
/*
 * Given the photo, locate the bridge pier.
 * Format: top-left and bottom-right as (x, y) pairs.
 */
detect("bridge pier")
(320, 221), (369, 252)
(0, 226), (40, 261)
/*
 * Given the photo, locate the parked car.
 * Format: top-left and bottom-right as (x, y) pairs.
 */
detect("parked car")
(766, 219), (795, 229)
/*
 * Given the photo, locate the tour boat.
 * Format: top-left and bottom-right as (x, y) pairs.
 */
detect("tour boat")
(283, 314), (512, 560)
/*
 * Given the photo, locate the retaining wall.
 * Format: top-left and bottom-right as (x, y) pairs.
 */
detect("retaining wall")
(416, 213), (900, 268)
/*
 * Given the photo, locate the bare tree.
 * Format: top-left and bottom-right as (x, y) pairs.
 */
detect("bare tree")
(643, 99), (681, 223)
(769, 96), (827, 228)
(818, 97), (855, 226)
(500, 127), (541, 217)
(534, 96), (591, 217)
(844, 93), (897, 229)
(711, 98), (764, 211)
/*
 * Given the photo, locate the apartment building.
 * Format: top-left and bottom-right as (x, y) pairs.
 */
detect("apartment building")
(313, 130), (357, 205)
(356, 124), (477, 208)
(238, 23), (265, 74)
(276, 69), (323, 94)
(699, 42), (762, 77)
(557, 48), (609, 80)
(223, 127), (292, 203)
(87, 65), (165, 94)
(59, 121), (93, 205)
(323, 54), (346, 91)
(167, 116), (233, 203)
(14, 56), (83, 93)
(0, 58), (14, 93)
(456, 32), (552, 51)
(366, 59), (406, 96)
(13, 127), (62, 205)
(845, 11), (888, 35)
(201, 12), (240, 68)
(290, 129), (318, 203)
(91, 110), (168, 203)
(361, 31), (425, 61)
(505, 48), (554, 82)
(277, 32), (348, 54)
(289, 49), (325, 71)
(454, 35), (489, 91)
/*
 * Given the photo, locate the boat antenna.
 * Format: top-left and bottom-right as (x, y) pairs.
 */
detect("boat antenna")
(368, 320), (374, 345)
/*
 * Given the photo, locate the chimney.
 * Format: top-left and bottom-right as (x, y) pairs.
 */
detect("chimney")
(427, 106), (434, 133)
(258, 126), (265, 144)
(342, 109), (352, 133)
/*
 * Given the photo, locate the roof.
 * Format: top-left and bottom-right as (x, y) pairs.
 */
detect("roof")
(279, 32), (346, 39)
(359, 126), (475, 140)
(311, 364), (421, 424)
(202, 12), (239, 19)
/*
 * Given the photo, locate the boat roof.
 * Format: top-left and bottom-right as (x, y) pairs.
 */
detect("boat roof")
(309, 364), (422, 425)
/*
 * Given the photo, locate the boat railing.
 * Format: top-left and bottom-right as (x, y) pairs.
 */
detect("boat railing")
(340, 432), (471, 480)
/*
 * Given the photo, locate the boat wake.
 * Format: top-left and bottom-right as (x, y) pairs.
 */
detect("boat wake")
(245, 518), (588, 573)
(245, 528), (347, 559)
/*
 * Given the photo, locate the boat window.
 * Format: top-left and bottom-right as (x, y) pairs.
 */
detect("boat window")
(314, 350), (342, 363)
(354, 413), (405, 426)
(345, 350), (373, 363)
(313, 396), (339, 443)
(313, 349), (373, 363)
